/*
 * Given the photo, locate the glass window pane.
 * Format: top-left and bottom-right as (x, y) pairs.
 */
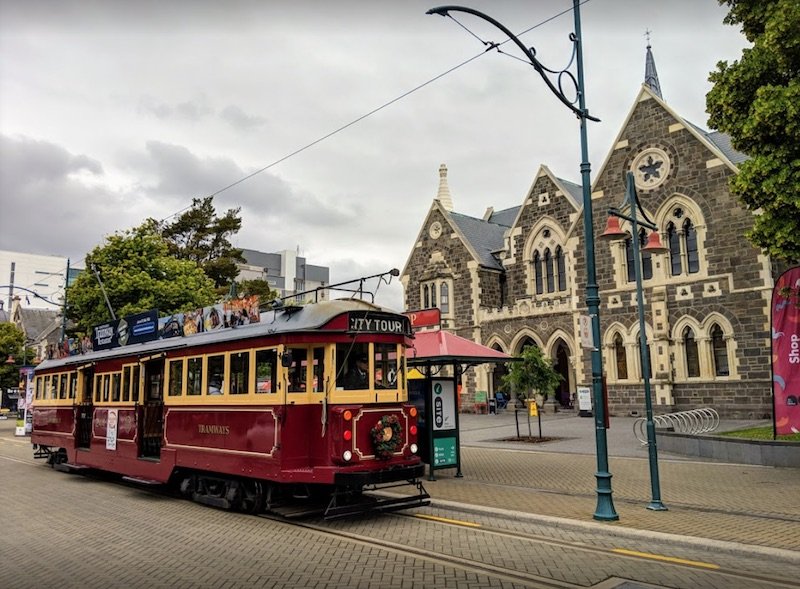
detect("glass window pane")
(50, 375), (57, 400)
(312, 347), (325, 392)
(337, 343), (369, 390)
(423, 284), (430, 309)
(534, 252), (543, 294)
(94, 375), (101, 403)
(35, 377), (42, 400)
(440, 283), (449, 314)
(255, 349), (277, 394)
(168, 360), (183, 397)
(230, 352), (249, 395)
(122, 366), (131, 402)
(685, 219), (699, 274)
(103, 375), (110, 402)
(545, 249), (555, 293)
(112, 373), (121, 402)
(668, 223), (682, 275)
(374, 343), (398, 389)
(556, 247), (566, 291)
(683, 327), (700, 377)
(187, 358), (203, 396)
(59, 374), (67, 399)
(614, 334), (628, 380)
(208, 355), (225, 395)
(131, 366), (140, 403)
(70, 374), (77, 399)
(712, 325), (729, 376)
(287, 348), (307, 393)
(641, 231), (653, 280)
(625, 238), (635, 282)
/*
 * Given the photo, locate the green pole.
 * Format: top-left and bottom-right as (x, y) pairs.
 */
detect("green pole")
(573, 0), (618, 521)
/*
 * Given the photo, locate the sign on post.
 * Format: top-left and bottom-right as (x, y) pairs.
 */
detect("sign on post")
(577, 386), (593, 417)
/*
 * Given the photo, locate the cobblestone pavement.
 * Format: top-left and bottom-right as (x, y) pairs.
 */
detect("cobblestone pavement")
(1, 416), (798, 589)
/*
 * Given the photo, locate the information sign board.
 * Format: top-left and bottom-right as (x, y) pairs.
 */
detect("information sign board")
(433, 436), (457, 467)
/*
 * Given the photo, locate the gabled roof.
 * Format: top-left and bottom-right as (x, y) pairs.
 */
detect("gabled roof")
(449, 211), (508, 271)
(485, 206), (520, 228)
(14, 307), (59, 341)
(685, 121), (748, 165)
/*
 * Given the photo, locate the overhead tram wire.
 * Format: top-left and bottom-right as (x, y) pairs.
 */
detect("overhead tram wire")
(159, 2), (588, 223)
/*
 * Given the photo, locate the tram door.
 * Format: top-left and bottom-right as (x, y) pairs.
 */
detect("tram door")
(139, 359), (164, 459)
(76, 367), (94, 449)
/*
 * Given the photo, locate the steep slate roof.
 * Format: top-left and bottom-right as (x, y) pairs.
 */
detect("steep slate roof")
(555, 177), (582, 207)
(685, 122), (749, 165)
(449, 211), (509, 271)
(16, 307), (59, 341)
(486, 206), (520, 228)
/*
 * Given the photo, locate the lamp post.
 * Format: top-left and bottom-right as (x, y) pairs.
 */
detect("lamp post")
(600, 171), (668, 511)
(427, 2), (618, 520)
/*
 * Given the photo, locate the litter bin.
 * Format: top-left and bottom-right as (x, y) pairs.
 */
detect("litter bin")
(488, 398), (497, 414)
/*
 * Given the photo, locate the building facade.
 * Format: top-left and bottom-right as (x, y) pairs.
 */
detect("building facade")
(237, 248), (330, 302)
(0, 250), (75, 310)
(401, 58), (776, 419)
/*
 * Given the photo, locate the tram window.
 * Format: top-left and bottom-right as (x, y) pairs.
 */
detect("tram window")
(287, 348), (307, 392)
(112, 373), (121, 402)
(168, 359), (184, 397)
(102, 374), (111, 402)
(94, 374), (102, 403)
(336, 343), (369, 390)
(187, 357), (203, 396)
(122, 367), (131, 402)
(131, 365), (140, 403)
(35, 377), (42, 400)
(50, 375), (58, 400)
(374, 344), (398, 389)
(230, 351), (249, 395)
(59, 374), (68, 399)
(255, 349), (277, 394)
(43, 376), (51, 400)
(68, 374), (77, 399)
(207, 355), (225, 395)
(312, 347), (325, 392)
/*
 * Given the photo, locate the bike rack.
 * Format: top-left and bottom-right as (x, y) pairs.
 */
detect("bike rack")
(633, 407), (719, 445)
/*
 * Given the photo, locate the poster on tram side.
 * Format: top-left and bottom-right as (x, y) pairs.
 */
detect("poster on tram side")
(771, 266), (800, 435)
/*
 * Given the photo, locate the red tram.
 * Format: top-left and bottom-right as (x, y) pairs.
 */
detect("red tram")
(30, 284), (428, 518)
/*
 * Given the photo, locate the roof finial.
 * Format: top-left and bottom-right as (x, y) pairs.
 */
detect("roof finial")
(435, 163), (454, 211)
(644, 31), (663, 100)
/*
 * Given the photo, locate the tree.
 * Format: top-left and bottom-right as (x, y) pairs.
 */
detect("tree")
(67, 223), (217, 333)
(502, 346), (562, 404)
(706, 0), (800, 262)
(0, 323), (25, 393)
(156, 197), (245, 287)
(236, 279), (279, 302)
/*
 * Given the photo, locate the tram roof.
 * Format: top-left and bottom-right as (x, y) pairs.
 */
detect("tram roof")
(36, 298), (393, 372)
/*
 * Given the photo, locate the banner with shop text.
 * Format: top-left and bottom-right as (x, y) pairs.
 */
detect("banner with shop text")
(771, 266), (800, 435)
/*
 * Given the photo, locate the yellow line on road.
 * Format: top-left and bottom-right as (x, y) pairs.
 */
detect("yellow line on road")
(612, 548), (719, 569)
(415, 514), (482, 528)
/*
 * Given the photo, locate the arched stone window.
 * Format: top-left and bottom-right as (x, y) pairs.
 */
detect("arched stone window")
(440, 283), (449, 314)
(624, 230), (653, 282)
(544, 249), (555, 293)
(683, 326), (700, 377)
(533, 251), (543, 295)
(556, 246), (566, 291)
(614, 333), (628, 380)
(684, 219), (699, 274)
(423, 284), (430, 308)
(711, 324), (729, 376)
(667, 222), (681, 276)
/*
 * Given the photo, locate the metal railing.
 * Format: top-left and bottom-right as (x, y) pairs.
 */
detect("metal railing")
(634, 408), (720, 445)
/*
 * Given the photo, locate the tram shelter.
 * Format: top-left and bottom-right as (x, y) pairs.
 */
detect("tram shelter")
(407, 327), (513, 480)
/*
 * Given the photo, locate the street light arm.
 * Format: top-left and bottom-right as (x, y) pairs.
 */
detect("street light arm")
(427, 5), (600, 122)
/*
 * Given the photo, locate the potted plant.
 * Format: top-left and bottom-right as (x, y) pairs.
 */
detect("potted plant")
(502, 346), (563, 413)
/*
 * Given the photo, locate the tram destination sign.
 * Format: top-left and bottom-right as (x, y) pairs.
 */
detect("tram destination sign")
(348, 312), (411, 336)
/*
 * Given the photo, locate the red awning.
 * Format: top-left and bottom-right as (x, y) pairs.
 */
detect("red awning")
(408, 329), (513, 365)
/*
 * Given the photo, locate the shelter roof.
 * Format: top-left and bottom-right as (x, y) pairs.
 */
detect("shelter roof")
(408, 329), (513, 365)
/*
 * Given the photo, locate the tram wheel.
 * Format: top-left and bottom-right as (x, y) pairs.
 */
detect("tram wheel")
(238, 480), (264, 514)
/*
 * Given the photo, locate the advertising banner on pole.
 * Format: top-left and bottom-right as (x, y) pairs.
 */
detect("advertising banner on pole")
(771, 266), (800, 435)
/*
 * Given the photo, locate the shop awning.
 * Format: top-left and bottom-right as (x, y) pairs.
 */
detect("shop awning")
(407, 329), (513, 365)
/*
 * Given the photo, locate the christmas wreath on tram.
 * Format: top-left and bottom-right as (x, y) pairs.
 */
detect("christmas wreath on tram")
(371, 414), (401, 459)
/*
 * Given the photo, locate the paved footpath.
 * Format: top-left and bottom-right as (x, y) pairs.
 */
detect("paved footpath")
(418, 412), (800, 553)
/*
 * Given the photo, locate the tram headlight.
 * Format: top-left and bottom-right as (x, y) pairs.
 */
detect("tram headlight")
(410, 443), (418, 454)
(342, 450), (353, 462)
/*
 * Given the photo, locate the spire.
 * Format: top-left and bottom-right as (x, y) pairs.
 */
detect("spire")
(435, 163), (453, 211)
(644, 31), (662, 99)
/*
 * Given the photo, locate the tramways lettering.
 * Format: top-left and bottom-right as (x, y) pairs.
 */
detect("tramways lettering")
(198, 424), (230, 435)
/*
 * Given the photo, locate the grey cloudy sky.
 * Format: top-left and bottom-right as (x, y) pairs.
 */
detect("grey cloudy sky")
(0, 0), (748, 310)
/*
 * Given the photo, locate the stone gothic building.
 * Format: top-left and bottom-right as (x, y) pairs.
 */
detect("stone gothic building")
(401, 49), (777, 419)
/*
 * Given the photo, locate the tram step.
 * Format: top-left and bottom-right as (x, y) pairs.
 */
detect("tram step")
(122, 476), (163, 486)
(54, 463), (89, 473)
